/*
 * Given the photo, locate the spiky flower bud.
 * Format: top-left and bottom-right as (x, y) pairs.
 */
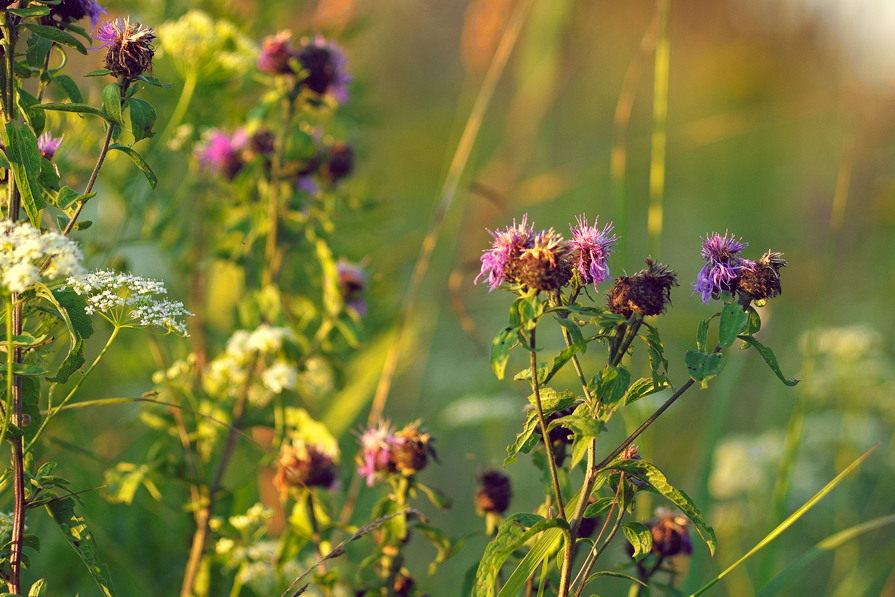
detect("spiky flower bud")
(392, 421), (436, 475)
(96, 17), (156, 79)
(515, 228), (573, 292)
(607, 258), (679, 318)
(737, 250), (786, 301)
(475, 468), (512, 515)
(692, 231), (748, 304)
(273, 440), (338, 496)
(569, 214), (618, 290)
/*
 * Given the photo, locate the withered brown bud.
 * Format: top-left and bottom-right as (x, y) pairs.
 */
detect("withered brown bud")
(393, 571), (416, 597)
(392, 421), (436, 475)
(513, 229), (573, 291)
(607, 257), (678, 318)
(475, 468), (512, 515)
(737, 250), (786, 301)
(323, 142), (354, 183)
(646, 508), (693, 557)
(273, 440), (338, 497)
(97, 18), (156, 80)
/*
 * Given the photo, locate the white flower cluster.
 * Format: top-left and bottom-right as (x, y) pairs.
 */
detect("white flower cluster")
(228, 503), (273, 533)
(157, 10), (257, 80)
(0, 221), (85, 294)
(217, 539), (303, 596)
(203, 325), (299, 405)
(67, 270), (193, 336)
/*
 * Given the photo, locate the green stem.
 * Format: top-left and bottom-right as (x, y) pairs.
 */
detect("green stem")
(154, 67), (197, 153)
(572, 480), (627, 597)
(529, 328), (566, 521)
(25, 326), (121, 455)
(262, 96), (295, 288)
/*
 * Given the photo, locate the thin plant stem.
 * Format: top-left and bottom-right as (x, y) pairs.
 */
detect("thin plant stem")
(572, 480), (627, 597)
(529, 328), (566, 521)
(58, 121), (115, 239)
(25, 326), (121, 455)
(155, 67), (197, 152)
(572, 476), (622, 589)
(647, 0), (671, 259)
(262, 97), (295, 288)
(305, 491), (327, 573)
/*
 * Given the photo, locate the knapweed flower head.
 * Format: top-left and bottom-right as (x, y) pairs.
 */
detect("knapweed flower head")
(355, 420), (400, 486)
(49, 0), (107, 30)
(475, 468), (512, 515)
(392, 421), (436, 475)
(321, 141), (354, 184)
(0, 221), (85, 294)
(273, 439), (339, 496)
(476, 215), (535, 292)
(96, 17), (156, 79)
(646, 507), (693, 558)
(66, 270), (192, 335)
(693, 231), (748, 304)
(607, 257), (679, 318)
(37, 132), (63, 160)
(194, 128), (248, 179)
(516, 228), (573, 291)
(737, 249), (786, 301)
(157, 10), (257, 81)
(569, 214), (618, 290)
(258, 31), (351, 103)
(337, 258), (367, 316)
(257, 31), (294, 75)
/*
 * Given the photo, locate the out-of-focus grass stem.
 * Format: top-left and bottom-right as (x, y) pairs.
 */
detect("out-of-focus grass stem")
(648, 0), (670, 259)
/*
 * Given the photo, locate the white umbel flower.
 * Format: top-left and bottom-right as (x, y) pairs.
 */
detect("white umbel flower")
(0, 221), (85, 293)
(66, 270), (193, 335)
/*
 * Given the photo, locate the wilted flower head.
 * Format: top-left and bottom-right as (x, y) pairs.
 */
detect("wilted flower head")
(737, 250), (786, 301)
(96, 17), (156, 79)
(392, 421), (436, 475)
(692, 231), (748, 304)
(607, 257), (679, 318)
(49, 0), (107, 29)
(516, 228), (573, 291)
(321, 141), (354, 184)
(273, 439), (339, 496)
(355, 420), (399, 486)
(66, 270), (193, 335)
(646, 507), (693, 557)
(37, 132), (64, 161)
(337, 258), (367, 316)
(475, 468), (512, 515)
(0, 221), (84, 294)
(569, 214), (618, 290)
(257, 31), (295, 75)
(476, 215), (535, 292)
(194, 128), (248, 179)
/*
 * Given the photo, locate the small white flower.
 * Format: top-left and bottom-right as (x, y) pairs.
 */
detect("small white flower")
(245, 324), (295, 355)
(215, 537), (235, 555)
(261, 360), (298, 394)
(0, 221), (84, 293)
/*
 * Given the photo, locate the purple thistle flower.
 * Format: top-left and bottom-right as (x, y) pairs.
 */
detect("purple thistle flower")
(95, 17), (156, 79)
(692, 231), (748, 304)
(569, 214), (618, 290)
(355, 420), (399, 487)
(37, 132), (63, 160)
(300, 34), (352, 104)
(194, 128), (247, 180)
(475, 215), (535, 292)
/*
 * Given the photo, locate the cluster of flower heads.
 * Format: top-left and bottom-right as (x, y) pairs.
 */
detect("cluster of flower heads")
(258, 32), (351, 103)
(0, 221), (85, 294)
(95, 17), (156, 79)
(477, 214), (618, 293)
(693, 231), (786, 304)
(355, 420), (436, 487)
(157, 10), (257, 81)
(66, 270), (192, 335)
(203, 324), (300, 406)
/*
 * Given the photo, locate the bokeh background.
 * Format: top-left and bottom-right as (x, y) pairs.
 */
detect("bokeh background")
(20, 0), (895, 595)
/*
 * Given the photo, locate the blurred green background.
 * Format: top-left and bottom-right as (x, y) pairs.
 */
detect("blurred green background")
(20, 0), (895, 595)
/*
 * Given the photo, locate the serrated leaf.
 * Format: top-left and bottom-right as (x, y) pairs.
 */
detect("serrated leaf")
(598, 365), (631, 405)
(685, 350), (727, 388)
(719, 304), (748, 348)
(126, 98), (155, 143)
(45, 495), (116, 597)
(528, 388), (577, 413)
(101, 83), (123, 126)
(108, 144), (157, 188)
(4, 123), (47, 226)
(622, 522), (652, 560)
(623, 376), (671, 405)
(551, 413), (605, 439)
(738, 334), (799, 386)
(21, 24), (87, 54)
(51, 75), (83, 104)
(601, 459), (716, 556)
(490, 326), (518, 380)
(504, 414), (540, 466)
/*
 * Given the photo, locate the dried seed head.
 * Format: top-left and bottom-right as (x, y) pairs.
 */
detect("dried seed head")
(607, 258), (679, 318)
(737, 250), (786, 301)
(273, 440), (338, 496)
(96, 18), (156, 79)
(392, 421), (436, 475)
(515, 229), (573, 291)
(648, 507), (693, 557)
(475, 468), (512, 515)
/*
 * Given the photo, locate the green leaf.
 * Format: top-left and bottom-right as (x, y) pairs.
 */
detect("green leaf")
(45, 495), (117, 597)
(27, 578), (47, 597)
(490, 326), (519, 380)
(0, 363), (48, 376)
(583, 570), (647, 588)
(108, 144), (157, 188)
(556, 317), (586, 352)
(719, 304), (748, 348)
(597, 365), (631, 405)
(622, 522), (652, 561)
(685, 350), (727, 388)
(623, 376), (671, 405)
(642, 322), (669, 387)
(126, 98), (156, 143)
(583, 496), (617, 519)
(496, 527), (565, 597)
(21, 24), (87, 54)
(26, 34), (53, 69)
(101, 83), (123, 126)
(738, 334), (799, 386)
(513, 362), (548, 384)
(51, 75), (84, 104)
(415, 483), (452, 510)
(3, 123), (47, 226)
(36, 287), (94, 385)
(10, 5), (51, 16)
(602, 460), (716, 556)
(414, 522), (466, 576)
(476, 514), (568, 597)
(55, 187), (95, 210)
(22, 534), (40, 552)
(85, 69), (112, 77)
(134, 74), (171, 88)
(551, 413), (606, 439)
(528, 388), (577, 413)
(696, 318), (710, 353)
(33, 103), (108, 121)
(17, 89), (46, 136)
(745, 306), (761, 335)
(504, 414), (540, 467)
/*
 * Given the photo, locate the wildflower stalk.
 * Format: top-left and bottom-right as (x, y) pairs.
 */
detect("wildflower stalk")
(25, 326), (122, 455)
(529, 328), (566, 521)
(571, 478), (626, 597)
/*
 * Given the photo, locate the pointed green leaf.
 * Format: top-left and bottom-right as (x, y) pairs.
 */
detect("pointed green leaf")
(551, 413), (605, 439)
(126, 98), (155, 143)
(85, 69), (112, 77)
(108, 144), (157, 188)
(584, 570), (647, 588)
(557, 317), (586, 352)
(45, 495), (116, 596)
(504, 413), (540, 466)
(623, 376), (671, 405)
(490, 326), (519, 380)
(4, 123), (47, 226)
(527, 388), (576, 413)
(738, 334), (799, 386)
(10, 5), (50, 16)
(598, 365), (631, 405)
(134, 74), (171, 88)
(696, 318), (710, 353)
(719, 304), (748, 348)
(51, 75), (84, 104)
(0, 363), (48, 376)
(33, 103), (108, 121)
(685, 350), (727, 388)
(622, 522), (652, 561)
(27, 578), (47, 597)
(101, 83), (123, 126)
(745, 306), (762, 335)
(26, 34), (53, 69)
(21, 24), (87, 54)
(34, 287), (94, 384)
